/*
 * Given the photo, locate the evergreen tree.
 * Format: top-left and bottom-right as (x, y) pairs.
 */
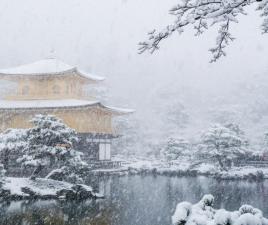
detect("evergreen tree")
(162, 137), (190, 161)
(17, 114), (85, 180)
(0, 129), (27, 170)
(198, 123), (250, 170)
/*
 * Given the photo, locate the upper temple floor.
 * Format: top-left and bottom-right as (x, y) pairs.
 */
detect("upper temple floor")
(0, 58), (105, 101)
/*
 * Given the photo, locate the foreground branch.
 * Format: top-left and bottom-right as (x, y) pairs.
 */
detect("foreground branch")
(139, 0), (268, 62)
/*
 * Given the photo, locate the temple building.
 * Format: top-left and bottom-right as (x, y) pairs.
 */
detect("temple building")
(0, 58), (133, 161)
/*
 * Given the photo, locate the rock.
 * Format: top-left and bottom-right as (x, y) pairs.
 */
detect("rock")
(56, 188), (77, 200)
(71, 184), (94, 200)
(21, 187), (37, 197)
(0, 188), (11, 199)
(45, 169), (65, 181)
(2, 177), (103, 201)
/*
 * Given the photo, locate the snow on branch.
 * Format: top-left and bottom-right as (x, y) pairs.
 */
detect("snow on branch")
(257, 0), (268, 33)
(209, 19), (235, 62)
(139, 0), (268, 62)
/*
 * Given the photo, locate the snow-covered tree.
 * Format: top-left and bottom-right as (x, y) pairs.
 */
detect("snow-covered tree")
(139, 0), (268, 62)
(162, 137), (190, 161)
(0, 129), (27, 170)
(0, 164), (6, 185)
(17, 114), (86, 180)
(198, 123), (250, 170)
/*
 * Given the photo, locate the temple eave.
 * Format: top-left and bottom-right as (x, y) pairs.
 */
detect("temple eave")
(0, 99), (133, 115)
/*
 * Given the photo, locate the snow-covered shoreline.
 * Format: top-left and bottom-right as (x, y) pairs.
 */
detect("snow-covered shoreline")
(91, 156), (268, 180)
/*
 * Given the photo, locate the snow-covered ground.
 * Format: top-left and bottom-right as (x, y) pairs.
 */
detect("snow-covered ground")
(172, 194), (268, 225)
(0, 177), (103, 200)
(91, 155), (268, 180)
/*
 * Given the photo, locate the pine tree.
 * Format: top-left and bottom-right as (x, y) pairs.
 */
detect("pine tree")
(17, 114), (85, 180)
(0, 129), (27, 170)
(198, 123), (250, 170)
(162, 137), (190, 161)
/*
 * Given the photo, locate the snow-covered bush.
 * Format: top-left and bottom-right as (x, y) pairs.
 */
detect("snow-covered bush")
(198, 123), (251, 170)
(17, 114), (86, 180)
(162, 137), (190, 161)
(172, 195), (268, 225)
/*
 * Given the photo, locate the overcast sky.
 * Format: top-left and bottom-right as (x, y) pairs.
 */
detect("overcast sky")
(0, 0), (267, 113)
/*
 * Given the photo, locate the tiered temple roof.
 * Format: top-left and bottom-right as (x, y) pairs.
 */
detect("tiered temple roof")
(0, 58), (133, 115)
(0, 99), (133, 115)
(0, 58), (105, 81)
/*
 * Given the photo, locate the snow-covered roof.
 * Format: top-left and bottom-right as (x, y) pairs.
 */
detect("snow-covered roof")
(0, 99), (134, 115)
(0, 58), (105, 81)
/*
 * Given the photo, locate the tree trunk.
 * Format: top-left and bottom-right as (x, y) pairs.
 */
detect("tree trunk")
(30, 164), (44, 180)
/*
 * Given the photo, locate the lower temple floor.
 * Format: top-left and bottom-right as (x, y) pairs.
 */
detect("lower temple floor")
(75, 133), (117, 161)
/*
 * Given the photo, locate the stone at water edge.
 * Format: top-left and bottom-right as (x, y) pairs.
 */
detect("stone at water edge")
(0, 177), (104, 201)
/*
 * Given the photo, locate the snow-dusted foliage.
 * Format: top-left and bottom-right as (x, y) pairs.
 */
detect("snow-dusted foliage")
(198, 123), (250, 170)
(17, 114), (86, 180)
(258, 0), (268, 33)
(0, 164), (6, 185)
(0, 129), (27, 169)
(139, 0), (268, 62)
(162, 137), (191, 161)
(172, 194), (268, 225)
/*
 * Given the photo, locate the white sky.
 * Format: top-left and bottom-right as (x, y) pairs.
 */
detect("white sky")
(0, 0), (267, 125)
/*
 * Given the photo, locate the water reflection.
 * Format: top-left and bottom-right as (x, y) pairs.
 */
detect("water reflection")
(0, 175), (268, 225)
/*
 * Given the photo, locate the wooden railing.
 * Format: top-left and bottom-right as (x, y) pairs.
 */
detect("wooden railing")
(89, 160), (122, 169)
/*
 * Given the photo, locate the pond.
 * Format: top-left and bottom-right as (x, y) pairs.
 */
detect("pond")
(0, 175), (268, 225)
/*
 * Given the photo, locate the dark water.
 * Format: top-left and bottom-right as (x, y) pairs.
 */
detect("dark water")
(0, 175), (268, 225)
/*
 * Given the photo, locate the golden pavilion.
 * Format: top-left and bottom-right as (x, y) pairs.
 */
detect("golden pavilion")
(0, 58), (133, 161)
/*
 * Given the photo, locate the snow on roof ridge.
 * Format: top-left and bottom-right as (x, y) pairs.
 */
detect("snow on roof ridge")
(0, 58), (105, 81)
(101, 104), (135, 114)
(0, 99), (99, 110)
(75, 69), (105, 81)
(0, 99), (134, 114)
